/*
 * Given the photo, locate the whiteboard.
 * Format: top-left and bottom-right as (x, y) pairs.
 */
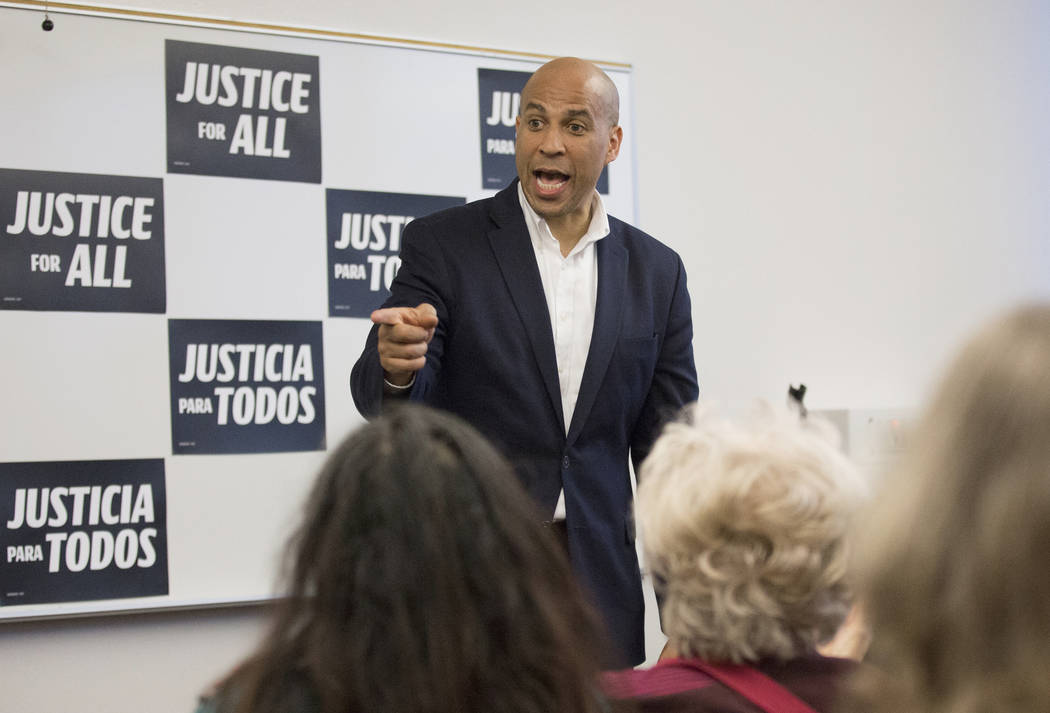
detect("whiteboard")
(0, 4), (635, 619)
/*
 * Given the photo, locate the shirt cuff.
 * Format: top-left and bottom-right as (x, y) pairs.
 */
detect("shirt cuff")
(382, 374), (416, 395)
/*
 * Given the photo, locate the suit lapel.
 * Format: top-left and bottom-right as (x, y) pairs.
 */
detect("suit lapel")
(567, 226), (627, 445)
(487, 184), (566, 434)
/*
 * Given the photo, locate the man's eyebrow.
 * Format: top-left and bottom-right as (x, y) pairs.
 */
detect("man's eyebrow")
(521, 103), (596, 122)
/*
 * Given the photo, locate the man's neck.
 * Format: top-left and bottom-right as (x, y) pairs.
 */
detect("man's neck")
(546, 197), (596, 257)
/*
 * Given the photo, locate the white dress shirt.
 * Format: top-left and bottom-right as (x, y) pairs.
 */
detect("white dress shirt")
(517, 183), (610, 519)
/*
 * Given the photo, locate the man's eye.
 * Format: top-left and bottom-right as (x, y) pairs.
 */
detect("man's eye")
(568, 123), (586, 133)
(528, 119), (543, 129)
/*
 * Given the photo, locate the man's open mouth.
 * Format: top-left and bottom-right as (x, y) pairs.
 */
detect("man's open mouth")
(534, 170), (569, 194)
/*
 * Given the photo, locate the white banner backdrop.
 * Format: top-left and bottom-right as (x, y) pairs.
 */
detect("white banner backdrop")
(0, 4), (635, 618)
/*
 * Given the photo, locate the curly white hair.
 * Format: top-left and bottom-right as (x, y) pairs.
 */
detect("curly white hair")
(636, 403), (867, 662)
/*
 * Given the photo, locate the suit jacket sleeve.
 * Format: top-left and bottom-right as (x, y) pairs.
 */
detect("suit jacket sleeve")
(349, 217), (453, 418)
(629, 253), (699, 474)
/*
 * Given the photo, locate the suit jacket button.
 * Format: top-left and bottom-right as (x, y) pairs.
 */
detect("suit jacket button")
(562, 456), (570, 469)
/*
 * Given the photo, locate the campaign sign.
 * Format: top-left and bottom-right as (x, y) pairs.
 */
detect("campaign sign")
(169, 319), (326, 454)
(0, 168), (166, 313)
(326, 189), (466, 318)
(166, 40), (322, 183)
(478, 68), (608, 194)
(1, 458), (168, 606)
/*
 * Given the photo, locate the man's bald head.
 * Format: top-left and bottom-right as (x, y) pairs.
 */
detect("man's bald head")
(521, 57), (620, 128)
(514, 56), (623, 240)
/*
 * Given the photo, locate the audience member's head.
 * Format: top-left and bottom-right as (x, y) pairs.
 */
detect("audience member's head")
(209, 404), (605, 713)
(852, 303), (1050, 713)
(637, 403), (867, 663)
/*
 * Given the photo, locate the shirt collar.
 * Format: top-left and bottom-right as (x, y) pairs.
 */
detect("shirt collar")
(517, 182), (610, 257)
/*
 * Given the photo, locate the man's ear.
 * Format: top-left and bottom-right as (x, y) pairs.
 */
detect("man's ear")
(605, 125), (623, 165)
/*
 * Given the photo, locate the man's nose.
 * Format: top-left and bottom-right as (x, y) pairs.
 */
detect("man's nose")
(538, 128), (566, 155)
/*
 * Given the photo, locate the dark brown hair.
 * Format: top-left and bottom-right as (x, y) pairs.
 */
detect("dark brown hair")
(214, 403), (606, 713)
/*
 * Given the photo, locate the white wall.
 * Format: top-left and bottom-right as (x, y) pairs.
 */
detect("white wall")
(2, 2), (1048, 712)
(3, 605), (268, 713)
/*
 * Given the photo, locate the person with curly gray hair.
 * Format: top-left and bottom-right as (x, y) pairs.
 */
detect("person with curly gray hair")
(603, 403), (868, 713)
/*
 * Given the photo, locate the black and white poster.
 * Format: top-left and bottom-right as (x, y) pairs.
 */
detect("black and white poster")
(478, 68), (609, 194)
(325, 189), (465, 318)
(1, 7), (636, 616)
(168, 319), (326, 455)
(1, 458), (168, 607)
(166, 40), (322, 183)
(0, 168), (166, 313)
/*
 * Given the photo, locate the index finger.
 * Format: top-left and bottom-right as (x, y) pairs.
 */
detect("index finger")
(370, 306), (413, 326)
(371, 303), (438, 328)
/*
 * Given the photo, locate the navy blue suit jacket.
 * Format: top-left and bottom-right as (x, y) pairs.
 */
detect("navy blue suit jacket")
(351, 181), (698, 665)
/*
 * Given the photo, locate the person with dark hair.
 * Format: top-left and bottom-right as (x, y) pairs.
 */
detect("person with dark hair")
(194, 404), (608, 713)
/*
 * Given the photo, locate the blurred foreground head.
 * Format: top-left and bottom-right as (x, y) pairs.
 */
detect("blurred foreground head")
(220, 404), (604, 713)
(637, 403), (866, 663)
(853, 303), (1050, 713)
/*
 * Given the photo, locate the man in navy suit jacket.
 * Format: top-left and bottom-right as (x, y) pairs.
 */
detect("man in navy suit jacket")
(351, 57), (698, 665)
